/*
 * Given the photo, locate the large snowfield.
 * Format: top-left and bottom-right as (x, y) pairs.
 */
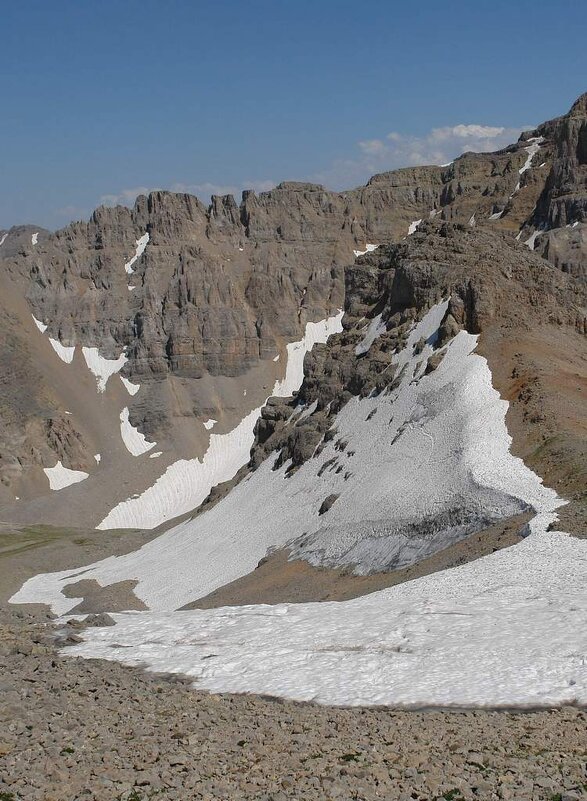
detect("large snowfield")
(65, 526), (587, 707)
(12, 302), (587, 708)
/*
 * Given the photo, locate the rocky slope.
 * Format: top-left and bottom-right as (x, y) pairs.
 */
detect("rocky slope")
(2, 610), (586, 801)
(0, 93), (585, 531)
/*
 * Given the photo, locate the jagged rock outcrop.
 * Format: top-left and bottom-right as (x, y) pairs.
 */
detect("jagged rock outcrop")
(248, 223), (587, 504)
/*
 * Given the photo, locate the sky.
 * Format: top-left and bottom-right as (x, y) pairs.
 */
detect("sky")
(1, 0), (585, 230)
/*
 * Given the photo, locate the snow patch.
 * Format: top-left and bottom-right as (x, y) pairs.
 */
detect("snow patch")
(124, 233), (149, 275)
(0, 233), (8, 247)
(82, 347), (127, 393)
(31, 232), (39, 245)
(355, 313), (386, 356)
(353, 244), (378, 257)
(96, 312), (344, 530)
(94, 454), (101, 464)
(149, 452), (163, 459)
(120, 376), (140, 396)
(48, 338), (75, 364)
(119, 407), (156, 457)
(32, 315), (47, 333)
(202, 419), (217, 431)
(407, 219), (422, 236)
(524, 230), (541, 250)
(273, 355), (280, 362)
(44, 461), (89, 491)
(519, 137), (544, 175)
(489, 210), (503, 220)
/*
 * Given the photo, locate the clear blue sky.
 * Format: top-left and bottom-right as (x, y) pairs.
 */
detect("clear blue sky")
(1, 0), (585, 229)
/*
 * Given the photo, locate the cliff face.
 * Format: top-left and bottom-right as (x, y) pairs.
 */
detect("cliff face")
(0, 94), (585, 525)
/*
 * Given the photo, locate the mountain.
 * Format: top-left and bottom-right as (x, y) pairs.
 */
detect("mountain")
(0, 93), (585, 543)
(2, 92), (587, 712)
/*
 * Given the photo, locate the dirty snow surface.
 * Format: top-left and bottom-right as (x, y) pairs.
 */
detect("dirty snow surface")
(62, 526), (587, 707)
(14, 303), (561, 616)
(43, 461), (89, 491)
(96, 312), (344, 530)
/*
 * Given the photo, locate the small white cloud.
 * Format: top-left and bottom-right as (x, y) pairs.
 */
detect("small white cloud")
(314, 121), (529, 189)
(358, 139), (387, 156)
(429, 124), (506, 141)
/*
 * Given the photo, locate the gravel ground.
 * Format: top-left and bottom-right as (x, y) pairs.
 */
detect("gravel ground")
(1, 609), (585, 801)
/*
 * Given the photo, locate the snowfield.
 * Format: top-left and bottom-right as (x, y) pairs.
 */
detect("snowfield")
(63, 526), (587, 707)
(13, 304), (562, 616)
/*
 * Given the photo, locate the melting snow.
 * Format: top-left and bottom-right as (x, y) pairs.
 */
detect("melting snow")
(96, 312), (344, 530)
(61, 525), (587, 708)
(202, 419), (217, 431)
(120, 376), (140, 396)
(82, 347), (127, 393)
(48, 338), (76, 364)
(119, 407), (156, 457)
(124, 233), (149, 275)
(32, 315), (48, 333)
(15, 304), (560, 614)
(355, 313), (387, 356)
(407, 220), (422, 236)
(43, 461), (89, 491)
(353, 244), (378, 257)
(31, 232), (39, 245)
